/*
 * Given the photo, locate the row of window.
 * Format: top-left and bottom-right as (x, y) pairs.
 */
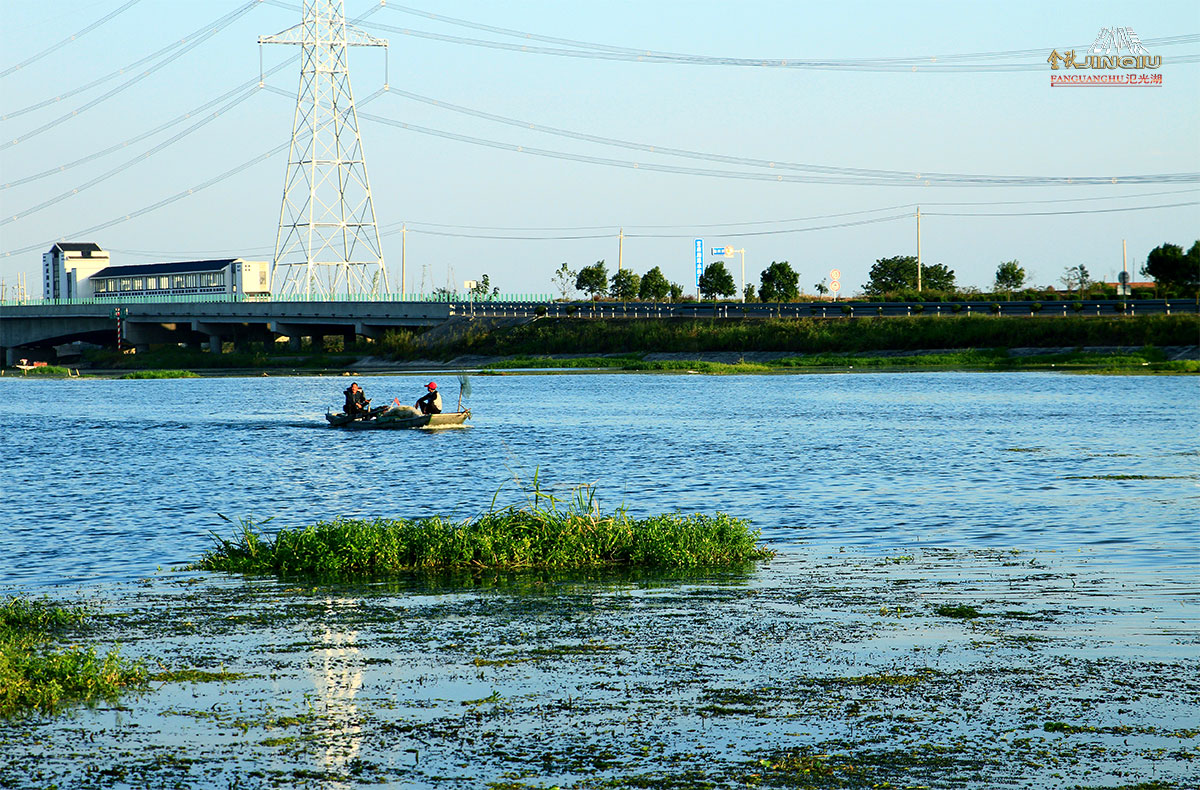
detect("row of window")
(94, 272), (226, 293)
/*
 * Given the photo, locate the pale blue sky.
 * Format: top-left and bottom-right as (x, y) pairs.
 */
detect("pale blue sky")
(1, 1), (1197, 296)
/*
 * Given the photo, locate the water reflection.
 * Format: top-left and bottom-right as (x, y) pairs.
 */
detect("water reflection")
(311, 597), (364, 785)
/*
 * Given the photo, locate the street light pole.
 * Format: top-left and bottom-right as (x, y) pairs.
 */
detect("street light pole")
(916, 206), (922, 293)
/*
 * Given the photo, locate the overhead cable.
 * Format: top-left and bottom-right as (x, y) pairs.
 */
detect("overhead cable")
(361, 17), (1200, 72)
(2, 90), (386, 258)
(383, 87), (1199, 186)
(380, 4), (1200, 70)
(3, 58), (297, 191)
(0, 0), (148, 80)
(351, 103), (1199, 187)
(1, 0), (261, 148)
(922, 201), (1199, 217)
(3, 86), (264, 226)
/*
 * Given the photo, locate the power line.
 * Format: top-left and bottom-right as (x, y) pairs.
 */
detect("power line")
(3, 85), (264, 226)
(2, 90), (386, 259)
(0, 0), (148, 80)
(923, 201), (1199, 217)
(361, 15), (1200, 72)
(0, 1), (261, 148)
(382, 87), (1200, 186)
(1, 58), (298, 191)
(379, 4), (1200, 70)
(353, 103), (1200, 187)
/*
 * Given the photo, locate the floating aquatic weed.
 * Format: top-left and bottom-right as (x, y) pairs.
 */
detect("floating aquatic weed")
(0, 596), (146, 717)
(194, 482), (773, 578)
(934, 604), (987, 619)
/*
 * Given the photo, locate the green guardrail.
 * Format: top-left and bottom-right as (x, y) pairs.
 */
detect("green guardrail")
(0, 292), (553, 308)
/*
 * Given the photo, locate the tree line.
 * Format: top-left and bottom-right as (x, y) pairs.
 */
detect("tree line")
(549, 239), (1199, 302)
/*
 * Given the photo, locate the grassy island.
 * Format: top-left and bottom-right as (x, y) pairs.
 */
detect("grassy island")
(0, 597), (145, 717)
(197, 495), (772, 578)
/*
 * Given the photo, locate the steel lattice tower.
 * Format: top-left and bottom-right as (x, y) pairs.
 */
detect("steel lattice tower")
(261, 0), (387, 298)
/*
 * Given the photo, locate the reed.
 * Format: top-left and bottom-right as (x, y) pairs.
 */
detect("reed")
(0, 597), (145, 717)
(196, 486), (773, 577)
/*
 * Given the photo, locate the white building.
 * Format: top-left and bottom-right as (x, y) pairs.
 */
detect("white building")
(42, 242), (111, 300)
(90, 258), (271, 299)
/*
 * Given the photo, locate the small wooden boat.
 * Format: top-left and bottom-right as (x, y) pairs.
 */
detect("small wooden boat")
(326, 405), (471, 430)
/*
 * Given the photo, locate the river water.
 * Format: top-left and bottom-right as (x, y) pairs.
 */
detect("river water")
(2, 370), (1198, 789)
(0, 370), (1195, 588)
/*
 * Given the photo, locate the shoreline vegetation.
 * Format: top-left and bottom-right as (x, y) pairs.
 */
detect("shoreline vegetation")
(0, 597), (145, 718)
(6, 315), (1198, 376)
(195, 490), (773, 578)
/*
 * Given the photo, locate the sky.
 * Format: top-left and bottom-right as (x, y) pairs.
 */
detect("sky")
(1, 0), (1197, 298)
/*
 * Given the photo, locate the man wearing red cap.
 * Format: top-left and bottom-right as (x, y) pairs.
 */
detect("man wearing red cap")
(415, 381), (443, 415)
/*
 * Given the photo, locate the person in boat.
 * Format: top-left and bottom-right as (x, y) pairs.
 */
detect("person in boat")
(343, 382), (371, 417)
(415, 381), (442, 415)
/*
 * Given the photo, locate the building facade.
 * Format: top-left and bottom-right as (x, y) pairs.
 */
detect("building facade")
(42, 242), (111, 299)
(89, 259), (271, 299)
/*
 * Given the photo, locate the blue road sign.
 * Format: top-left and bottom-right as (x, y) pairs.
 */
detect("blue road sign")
(695, 239), (703, 287)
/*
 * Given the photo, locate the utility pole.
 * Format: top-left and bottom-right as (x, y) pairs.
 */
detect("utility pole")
(1121, 238), (1129, 297)
(618, 228), (624, 271)
(401, 223), (407, 298)
(261, 0), (389, 298)
(916, 205), (922, 293)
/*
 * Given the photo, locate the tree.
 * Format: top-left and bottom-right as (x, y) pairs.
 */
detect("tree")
(610, 268), (641, 301)
(743, 283), (757, 302)
(639, 266), (670, 301)
(669, 282), (684, 301)
(575, 260), (608, 299)
(698, 262), (736, 300)
(758, 261), (800, 302)
(1059, 264), (1090, 293)
(551, 262), (577, 300)
(994, 260), (1026, 294)
(469, 274), (498, 297)
(1142, 241), (1199, 289)
(814, 278), (829, 296)
(865, 255), (955, 294)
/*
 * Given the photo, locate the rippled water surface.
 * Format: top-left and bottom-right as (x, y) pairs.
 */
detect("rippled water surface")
(1, 371), (1195, 587)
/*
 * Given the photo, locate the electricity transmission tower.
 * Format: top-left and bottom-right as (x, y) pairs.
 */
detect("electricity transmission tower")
(261, 0), (388, 298)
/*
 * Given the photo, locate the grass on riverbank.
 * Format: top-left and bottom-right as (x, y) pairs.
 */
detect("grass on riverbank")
(483, 347), (1198, 374)
(118, 369), (201, 379)
(452, 314), (1199, 357)
(0, 597), (146, 717)
(196, 489), (772, 577)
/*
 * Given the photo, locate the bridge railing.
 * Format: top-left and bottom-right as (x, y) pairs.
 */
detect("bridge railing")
(0, 292), (554, 308)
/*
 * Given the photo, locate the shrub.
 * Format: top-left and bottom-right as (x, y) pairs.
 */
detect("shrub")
(840, 304), (853, 315)
(950, 303), (963, 314)
(1030, 302), (1042, 313)
(990, 303), (1002, 314)
(1071, 301), (1084, 312)
(535, 305), (548, 317)
(911, 303), (925, 314)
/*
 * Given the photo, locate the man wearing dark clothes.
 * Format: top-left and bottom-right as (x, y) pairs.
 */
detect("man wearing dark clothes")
(415, 381), (442, 415)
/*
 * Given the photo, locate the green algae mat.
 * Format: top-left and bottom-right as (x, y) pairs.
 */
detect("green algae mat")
(1, 548), (1196, 789)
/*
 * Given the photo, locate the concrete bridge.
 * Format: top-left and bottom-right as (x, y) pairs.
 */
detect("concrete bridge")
(1, 296), (1194, 365)
(0, 299), (545, 364)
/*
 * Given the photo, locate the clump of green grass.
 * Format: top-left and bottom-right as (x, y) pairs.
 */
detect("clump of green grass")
(484, 355), (641, 370)
(0, 597), (146, 717)
(118, 369), (200, 379)
(195, 485), (773, 577)
(934, 604), (986, 619)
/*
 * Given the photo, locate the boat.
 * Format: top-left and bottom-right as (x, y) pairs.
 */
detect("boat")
(326, 404), (471, 430)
